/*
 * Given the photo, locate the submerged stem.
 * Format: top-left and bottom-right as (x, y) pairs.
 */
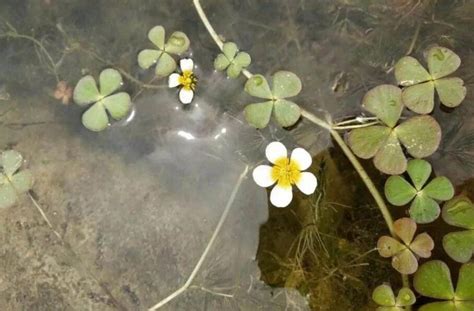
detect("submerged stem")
(192, 0), (410, 299)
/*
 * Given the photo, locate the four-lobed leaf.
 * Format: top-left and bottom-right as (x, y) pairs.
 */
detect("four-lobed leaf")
(372, 284), (416, 311)
(347, 85), (442, 175)
(244, 71), (302, 128)
(73, 68), (131, 132)
(385, 159), (454, 223)
(414, 261), (474, 311)
(214, 42), (251, 78)
(138, 25), (190, 77)
(395, 46), (466, 114)
(377, 217), (434, 274)
(442, 195), (474, 263)
(0, 150), (34, 209)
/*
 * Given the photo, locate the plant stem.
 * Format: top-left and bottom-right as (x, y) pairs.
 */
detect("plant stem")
(148, 166), (249, 310)
(193, 0), (410, 298)
(332, 121), (380, 131)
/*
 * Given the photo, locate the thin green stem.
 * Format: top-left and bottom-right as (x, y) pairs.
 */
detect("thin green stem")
(332, 121), (381, 130)
(192, 0), (410, 299)
(334, 116), (378, 126)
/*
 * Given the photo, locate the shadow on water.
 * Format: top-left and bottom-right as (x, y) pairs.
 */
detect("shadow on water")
(0, 0), (474, 310)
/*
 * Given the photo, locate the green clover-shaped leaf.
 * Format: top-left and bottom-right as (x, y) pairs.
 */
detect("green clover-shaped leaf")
(348, 85), (442, 175)
(0, 150), (34, 209)
(377, 217), (434, 274)
(137, 25), (190, 77)
(244, 71), (302, 128)
(214, 42), (252, 79)
(414, 261), (474, 311)
(372, 284), (416, 311)
(384, 159), (454, 223)
(441, 195), (474, 263)
(395, 46), (466, 114)
(73, 68), (131, 132)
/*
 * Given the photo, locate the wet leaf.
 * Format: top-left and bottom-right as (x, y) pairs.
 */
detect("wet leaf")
(164, 31), (190, 55)
(234, 52), (251, 67)
(392, 248), (418, 275)
(396, 287), (416, 306)
(0, 182), (17, 209)
(377, 236), (405, 257)
(422, 177), (454, 201)
(372, 284), (396, 306)
(396, 115), (441, 158)
(155, 52), (177, 77)
(137, 49), (162, 70)
(401, 81), (435, 114)
(101, 93), (132, 120)
(414, 260), (455, 300)
(244, 101), (273, 129)
(273, 99), (301, 127)
(407, 159), (432, 191)
(373, 133), (406, 175)
(410, 233), (435, 258)
(427, 46), (461, 79)
(244, 74), (272, 99)
(223, 42), (238, 60)
(419, 301), (457, 311)
(385, 176), (417, 206)
(395, 56), (431, 86)
(214, 53), (230, 71)
(10, 170), (34, 194)
(1, 150), (23, 177)
(347, 126), (391, 159)
(73, 75), (100, 106)
(442, 195), (474, 263)
(148, 25), (165, 50)
(99, 68), (123, 97)
(272, 71), (302, 99)
(227, 63), (243, 79)
(393, 217), (416, 245)
(435, 77), (467, 108)
(82, 102), (109, 132)
(456, 262), (474, 300)
(362, 85), (402, 128)
(409, 195), (440, 224)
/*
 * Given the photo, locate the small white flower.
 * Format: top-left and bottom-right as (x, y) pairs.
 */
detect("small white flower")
(253, 141), (317, 208)
(168, 58), (197, 104)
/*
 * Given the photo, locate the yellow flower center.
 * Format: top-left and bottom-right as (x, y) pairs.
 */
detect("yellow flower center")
(271, 157), (301, 188)
(178, 70), (197, 91)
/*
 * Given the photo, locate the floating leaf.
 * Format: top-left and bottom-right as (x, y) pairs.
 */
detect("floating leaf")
(0, 150), (34, 209)
(372, 284), (416, 311)
(373, 133), (406, 175)
(395, 115), (441, 158)
(148, 25), (165, 50)
(137, 49), (162, 70)
(362, 84), (403, 128)
(385, 159), (453, 224)
(234, 52), (251, 67)
(347, 126), (391, 159)
(214, 53), (230, 71)
(415, 261), (474, 311)
(244, 71), (302, 128)
(395, 46), (465, 113)
(74, 69), (131, 132)
(214, 42), (251, 78)
(244, 101), (273, 129)
(164, 31), (190, 55)
(442, 195), (474, 263)
(155, 52), (176, 77)
(223, 42), (238, 60)
(377, 217), (434, 274)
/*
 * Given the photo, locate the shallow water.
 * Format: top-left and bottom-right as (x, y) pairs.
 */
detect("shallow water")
(0, 1), (473, 310)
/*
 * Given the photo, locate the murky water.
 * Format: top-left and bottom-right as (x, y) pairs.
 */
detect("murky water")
(0, 1), (473, 310)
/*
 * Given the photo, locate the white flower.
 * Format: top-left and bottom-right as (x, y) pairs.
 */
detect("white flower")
(168, 58), (197, 104)
(253, 141), (317, 208)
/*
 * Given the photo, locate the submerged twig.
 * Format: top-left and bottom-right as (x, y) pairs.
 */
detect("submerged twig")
(148, 165), (249, 310)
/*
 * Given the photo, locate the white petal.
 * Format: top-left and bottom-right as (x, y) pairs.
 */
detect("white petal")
(180, 58), (194, 72)
(179, 88), (194, 104)
(296, 172), (317, 195)
(168, 73), (181, 88)
(290, 147), (312, 171)
(252, 165), (276, 188)
(270, 184), (293, 208)
(265, 141), (288, 164)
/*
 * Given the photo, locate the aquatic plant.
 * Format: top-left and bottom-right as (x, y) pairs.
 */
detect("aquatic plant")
(384, 159), (454, 223)
(244, 71), (302, 128)
(372, 284), (416, 311)
(442, 195), (474, 263)
(138, 25), (190, 77)
(168, 58), (197, 104)
(347, 85), (442, 175)
(0, 150), (34, 209)
(377, 217), (434, 274)
(395, 47), (466, 114)
(414, 261), (474, 311)
(214, 42), (251, 78)
(252, 141), (317, 208)
(73, 68), (131, 132)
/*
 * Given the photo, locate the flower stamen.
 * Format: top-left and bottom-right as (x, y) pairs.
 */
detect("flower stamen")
(271, 157), (301, 188)
(179, 70), (197, 91)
